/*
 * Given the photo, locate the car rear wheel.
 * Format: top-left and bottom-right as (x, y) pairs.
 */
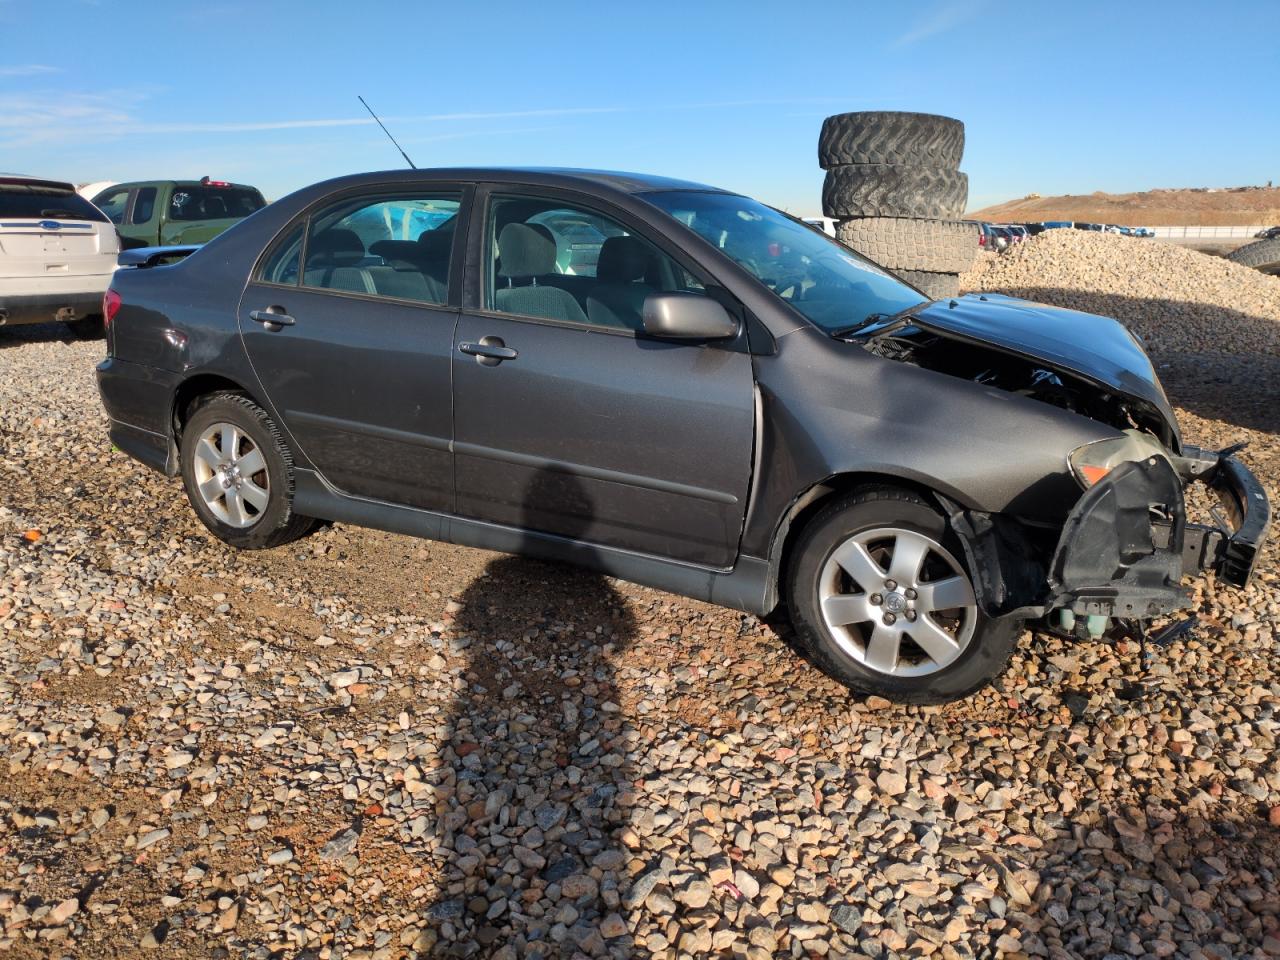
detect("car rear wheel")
(786, 488), (1020, 704)
(179, 393), (317, 549)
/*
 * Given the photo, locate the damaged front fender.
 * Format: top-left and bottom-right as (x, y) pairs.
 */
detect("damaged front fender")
(1047, 456), (1189, 619)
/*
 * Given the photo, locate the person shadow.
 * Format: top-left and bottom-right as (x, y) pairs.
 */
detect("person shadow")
(430, 468), (638, 958)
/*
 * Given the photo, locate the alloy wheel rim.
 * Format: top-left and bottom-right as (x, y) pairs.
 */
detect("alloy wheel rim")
(192, 422), (269, 529)
(818, 526), (976, 678)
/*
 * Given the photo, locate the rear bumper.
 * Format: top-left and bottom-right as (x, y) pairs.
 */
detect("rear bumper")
(96, 356), (179, 474)
(0, 284), (109, 325)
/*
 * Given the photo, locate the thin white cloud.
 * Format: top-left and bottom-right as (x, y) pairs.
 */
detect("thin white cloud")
(0, 93), (852, 149)
(0, 64), (60, 77)
(893, 0), (983, 47)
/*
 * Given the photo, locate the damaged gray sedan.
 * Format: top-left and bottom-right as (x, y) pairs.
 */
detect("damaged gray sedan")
(96, 169), (1269, 703)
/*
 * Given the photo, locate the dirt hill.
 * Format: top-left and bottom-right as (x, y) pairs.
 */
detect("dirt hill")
(970, 185), (1280, 226)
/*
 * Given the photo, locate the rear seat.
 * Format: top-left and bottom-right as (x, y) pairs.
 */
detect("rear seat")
(306, 229), (448, 304)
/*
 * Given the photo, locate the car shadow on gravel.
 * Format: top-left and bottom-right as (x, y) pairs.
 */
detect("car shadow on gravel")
(434, 468), (638, 956)
(992, 287), (1280, 435)
(0, 321), (94, 348)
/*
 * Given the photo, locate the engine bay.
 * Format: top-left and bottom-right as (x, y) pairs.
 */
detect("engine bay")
(862, 324), (1175, 445)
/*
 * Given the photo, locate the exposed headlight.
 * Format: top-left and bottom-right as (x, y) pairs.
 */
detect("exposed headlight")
(1068, 430), (1172, 488)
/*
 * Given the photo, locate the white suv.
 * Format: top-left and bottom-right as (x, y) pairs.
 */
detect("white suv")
(0, 174), (119, 337)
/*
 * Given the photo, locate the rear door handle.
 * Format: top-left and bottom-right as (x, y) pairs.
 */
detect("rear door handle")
(249, 308), (295, 329)
(459, 336), (517, 365)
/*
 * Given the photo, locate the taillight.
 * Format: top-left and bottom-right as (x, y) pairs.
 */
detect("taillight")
(103, 288), (122, 327)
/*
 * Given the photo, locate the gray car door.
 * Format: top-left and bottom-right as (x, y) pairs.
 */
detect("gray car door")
(451, 190), (755, 569)
(238, 190), (465, 512)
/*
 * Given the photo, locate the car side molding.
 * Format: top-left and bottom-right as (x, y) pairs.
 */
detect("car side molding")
(290, 470), (776, 615)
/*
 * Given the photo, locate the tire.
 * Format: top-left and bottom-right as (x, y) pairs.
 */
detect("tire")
(835, 217), (978, 274)
(1225, 237), (1280, 274)
(896, 269), (960, 300)
(66, 314), (104, 340)
(785, 488), (1020, 704)
(822, 165), (969, 220)
(818, 112), (965, 169)
(179, 393), (317, 550)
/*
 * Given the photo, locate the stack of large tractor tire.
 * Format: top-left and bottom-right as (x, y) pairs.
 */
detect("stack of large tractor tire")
(820, 111), (976, 300)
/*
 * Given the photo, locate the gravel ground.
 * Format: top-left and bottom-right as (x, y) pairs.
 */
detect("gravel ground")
(2, 234), (1280, 960)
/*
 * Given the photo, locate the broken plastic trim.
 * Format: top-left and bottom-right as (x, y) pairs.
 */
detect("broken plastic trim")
(1047, 456), (1189, 619)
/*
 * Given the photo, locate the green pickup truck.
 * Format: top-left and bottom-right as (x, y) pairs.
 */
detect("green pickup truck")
(91, 178), (267, 249)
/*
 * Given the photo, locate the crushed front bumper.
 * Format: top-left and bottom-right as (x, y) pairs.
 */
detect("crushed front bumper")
(1047, 448), (1270, 622)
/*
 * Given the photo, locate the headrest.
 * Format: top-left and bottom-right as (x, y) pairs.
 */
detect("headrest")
(498, 222), (556, 278)
(309, 228), (364, 263)
(597, 235), (650, 283)
(416, 228), (453, 257)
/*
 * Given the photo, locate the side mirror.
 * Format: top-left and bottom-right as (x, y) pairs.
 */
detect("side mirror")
(642, 292), (738, 340)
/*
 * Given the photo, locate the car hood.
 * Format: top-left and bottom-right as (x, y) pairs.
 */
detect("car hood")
(904, 293), (1178, 431)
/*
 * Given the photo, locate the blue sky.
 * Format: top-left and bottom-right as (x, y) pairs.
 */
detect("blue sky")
(2, 0), (1277, 213)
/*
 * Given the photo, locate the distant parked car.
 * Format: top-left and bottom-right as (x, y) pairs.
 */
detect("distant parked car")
(1117, 227), (1133, 236)
(92, 177), (266, 249)
(1256, 225), (1280, 239)
(1133, 227), (1154, 238)
(989, 226), (1012, 252)
(975, 222), (994, 249)
(0, 173), (118, 336)
(1075, 223), (1104, 232)
(1023, 223), (1047, 237)
(1005, 225), (1030, 244)
(1042, 221), (1073, 230)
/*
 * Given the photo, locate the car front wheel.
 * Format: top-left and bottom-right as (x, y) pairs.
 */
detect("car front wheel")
(179, 393), (317, 550)
(786, 488), (1020, 704)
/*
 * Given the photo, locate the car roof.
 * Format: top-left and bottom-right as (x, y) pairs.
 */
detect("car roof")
(302, 167), (730, 197)
(105, 179), (260, 190)
(0, 173), (76, 191)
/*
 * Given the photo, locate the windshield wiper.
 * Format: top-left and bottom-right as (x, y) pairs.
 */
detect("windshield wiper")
(829, 300), (931, 340)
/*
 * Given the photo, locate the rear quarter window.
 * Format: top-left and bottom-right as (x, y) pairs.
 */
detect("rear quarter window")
(0, 184), (108, 222)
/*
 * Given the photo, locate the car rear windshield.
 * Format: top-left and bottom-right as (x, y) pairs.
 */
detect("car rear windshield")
(642, 190), (926, 334)
(169, 185), (265, 222)
(0, 182), (108, 222)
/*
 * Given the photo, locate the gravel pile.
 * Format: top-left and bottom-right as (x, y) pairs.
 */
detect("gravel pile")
(1, 317), (1279, 959)
(960, 229), (1280, 358)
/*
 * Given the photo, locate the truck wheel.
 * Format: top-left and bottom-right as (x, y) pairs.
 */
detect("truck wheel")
(835, 217), (978, 274)
(818, 112), (965, 169)
(1225, 237), (1280, 274)
(895, 270), (961, 300)
(785, 488), (1020, 704)
(179, 393), (317, 550)
(822, 165), (969, 220)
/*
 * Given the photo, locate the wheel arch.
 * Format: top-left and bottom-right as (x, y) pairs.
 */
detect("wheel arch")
(165, 373), (259, 474)
(764, 470), (964, 612)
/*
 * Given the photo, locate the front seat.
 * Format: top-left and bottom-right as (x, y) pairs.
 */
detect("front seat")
(586, 235), (654, 331)
(494, 223), (587, 323)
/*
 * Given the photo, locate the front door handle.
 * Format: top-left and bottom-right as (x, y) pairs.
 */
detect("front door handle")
(459, 336), (518, 366)
(249, 307), (295, 331)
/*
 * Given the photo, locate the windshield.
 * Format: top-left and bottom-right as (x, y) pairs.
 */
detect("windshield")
(642, 190), (927, 333)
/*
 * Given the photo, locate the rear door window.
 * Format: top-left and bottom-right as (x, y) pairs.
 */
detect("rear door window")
(131, 187), (157, 224)
(299, 193), (461, 304)
(0, 181), (110, 222)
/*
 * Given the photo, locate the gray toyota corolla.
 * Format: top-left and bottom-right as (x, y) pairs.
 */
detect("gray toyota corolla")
(96, 168), (1269, 703)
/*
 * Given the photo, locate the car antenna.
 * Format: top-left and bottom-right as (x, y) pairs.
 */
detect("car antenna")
(357, 95), (416, 169)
